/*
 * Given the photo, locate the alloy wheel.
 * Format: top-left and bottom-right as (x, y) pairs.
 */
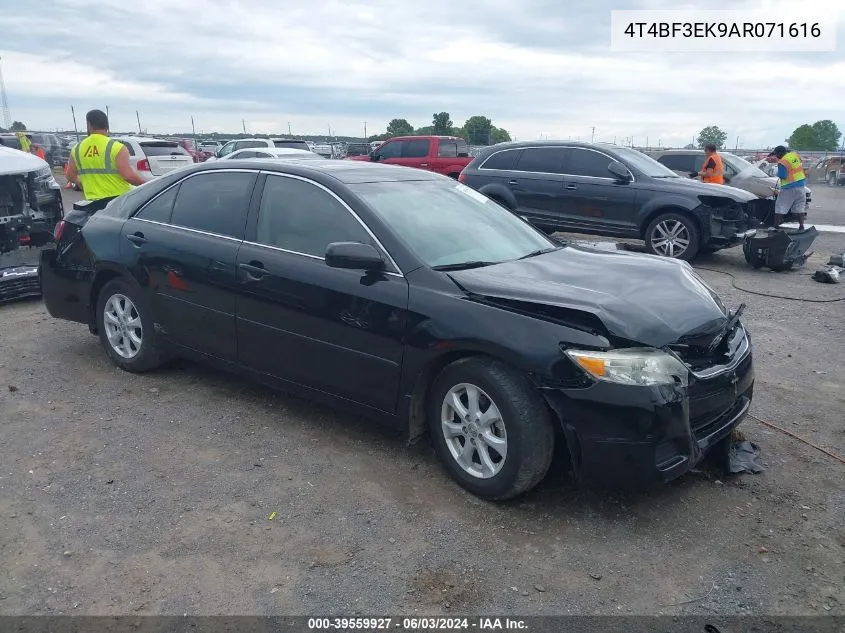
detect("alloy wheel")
(651, 220), (691, 258)
(440, 383), (508, 479)
(103, 294), (143, 359)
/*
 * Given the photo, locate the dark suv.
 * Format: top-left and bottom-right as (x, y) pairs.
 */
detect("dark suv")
(460, 141), (759, 260)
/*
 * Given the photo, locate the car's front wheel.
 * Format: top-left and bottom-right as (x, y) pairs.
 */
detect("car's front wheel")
(96, 278), (163, 372)
(644, 212), (700, 260)
(429, 358), (555, 500)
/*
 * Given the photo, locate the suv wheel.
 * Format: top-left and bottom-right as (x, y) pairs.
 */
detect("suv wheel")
(644, 213), (700, 260)
(429, 357), (554, 500)
(96, 278), (164, 373)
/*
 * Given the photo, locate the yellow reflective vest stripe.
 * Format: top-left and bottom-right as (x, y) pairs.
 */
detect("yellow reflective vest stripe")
(72, 134), (132, 200)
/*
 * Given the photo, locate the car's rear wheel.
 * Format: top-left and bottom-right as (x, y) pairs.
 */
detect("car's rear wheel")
(96, 278), (163, 372)
(429, 358), (554, 500)
(644, 212), (700, 260)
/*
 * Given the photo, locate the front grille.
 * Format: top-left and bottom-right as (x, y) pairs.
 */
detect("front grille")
(688, 353), (752, 432)
(0, 277), (40, 301)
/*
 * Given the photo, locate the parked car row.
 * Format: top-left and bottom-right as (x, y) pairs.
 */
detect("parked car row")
(40, 157), (754, 500)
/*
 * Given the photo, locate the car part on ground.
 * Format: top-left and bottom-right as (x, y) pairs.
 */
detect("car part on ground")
(0, 263), (40, 303)
(460, 141), (758, 260)
(812, 265), (842, 284)
(40, 159), (753, 499)
(742, 227), (818, 271)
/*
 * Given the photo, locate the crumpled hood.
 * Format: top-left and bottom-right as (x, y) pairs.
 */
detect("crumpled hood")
(448, 244), (729, 348)
(0, 146), (49, 176)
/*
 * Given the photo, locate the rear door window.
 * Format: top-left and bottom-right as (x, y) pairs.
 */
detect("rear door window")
(515, 147), (567, 174)
(170, 172), (257, 239)
(456, 139), (469, 157)
(437, 141), (458, 158)
(233, 151), (258, 159)
(657, 154), (696, 172)
(403, 140), (430, 158)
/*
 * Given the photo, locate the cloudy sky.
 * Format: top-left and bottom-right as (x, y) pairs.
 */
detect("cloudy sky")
(1, 0), (843, 147)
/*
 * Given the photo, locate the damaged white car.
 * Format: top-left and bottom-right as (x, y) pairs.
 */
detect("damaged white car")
(0, 146), (64, 252)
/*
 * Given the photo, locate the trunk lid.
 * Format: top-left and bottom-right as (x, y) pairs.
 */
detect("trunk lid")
(447, 243), (729, 349)
(139, 141), (194, 176)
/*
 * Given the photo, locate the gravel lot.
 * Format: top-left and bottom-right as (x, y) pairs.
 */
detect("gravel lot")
(0, 185), (843, 617)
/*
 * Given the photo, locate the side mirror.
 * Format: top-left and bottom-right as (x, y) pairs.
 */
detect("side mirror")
(370, 152), (380, 161)
(608, 161), (632, 181)
(325, 242), (385, 271)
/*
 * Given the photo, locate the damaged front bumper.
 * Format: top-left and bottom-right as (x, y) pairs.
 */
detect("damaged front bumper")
(694, 198), (759, 251)
(541, 327), (754, 489)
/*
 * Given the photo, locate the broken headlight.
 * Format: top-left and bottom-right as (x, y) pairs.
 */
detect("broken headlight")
(564, 348), (689, 388)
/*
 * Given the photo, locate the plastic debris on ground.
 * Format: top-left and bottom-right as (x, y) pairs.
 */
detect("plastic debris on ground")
(728, 440), (765, 474)
(812, 266), (842, 284)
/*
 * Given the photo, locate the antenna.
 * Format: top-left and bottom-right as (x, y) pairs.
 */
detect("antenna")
(0, 56), (12, 130)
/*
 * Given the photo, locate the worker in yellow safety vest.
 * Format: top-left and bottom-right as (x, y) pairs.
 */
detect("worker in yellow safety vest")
(65, 109), (145, 201)
(766, 145), (807, 230)
(16, 132), (31, 153)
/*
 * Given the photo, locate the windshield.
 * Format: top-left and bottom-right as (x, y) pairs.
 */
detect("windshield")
(350, 180), (556, 269)
(722, 152), (769, 178)
(614, 147), (680, 178)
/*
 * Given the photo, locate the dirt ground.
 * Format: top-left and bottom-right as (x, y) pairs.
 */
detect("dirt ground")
(0, 187), (843, 616)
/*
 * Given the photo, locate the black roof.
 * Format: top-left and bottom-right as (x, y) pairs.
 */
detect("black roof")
(192, 159), (443, 184)
(482, 140), (619, 151)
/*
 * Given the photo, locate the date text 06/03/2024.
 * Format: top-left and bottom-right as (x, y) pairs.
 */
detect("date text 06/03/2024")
(306, 617), (529, 630)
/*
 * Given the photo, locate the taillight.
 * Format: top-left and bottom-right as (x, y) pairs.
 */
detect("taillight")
(54, 220), (66, 241)
(136, 159), (151, 171)
(458, 171), (466, 183)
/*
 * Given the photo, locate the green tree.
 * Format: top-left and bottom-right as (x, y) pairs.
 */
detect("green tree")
(432, 112), (453, 135)
(490, 127), (511, 144)
(789, 120), (842, 151)
(787, 124), (817, 150)
(811, 120), (841, 150)
(385, 118), (414, 137)
(414, 125), (434, 135)
(696, 125), (727, 149)
(462, 116), (493, 145)
(10, 121), (26, 131)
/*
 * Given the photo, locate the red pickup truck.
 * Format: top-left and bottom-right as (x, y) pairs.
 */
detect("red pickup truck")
(347, 135), (472, 178)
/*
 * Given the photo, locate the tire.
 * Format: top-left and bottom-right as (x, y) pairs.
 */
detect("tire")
(644, 212), (700, 261)
(95, 278), (163, 373)
(428, 357), (555, 501)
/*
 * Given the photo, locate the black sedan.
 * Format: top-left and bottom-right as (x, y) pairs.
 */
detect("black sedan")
(41, 160), (754, 499)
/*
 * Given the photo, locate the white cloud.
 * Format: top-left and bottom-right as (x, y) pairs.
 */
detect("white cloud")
(0, 0), (842, 147)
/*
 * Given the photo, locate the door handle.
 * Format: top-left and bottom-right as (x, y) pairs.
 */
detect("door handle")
(420, 163), (429, 167)
(508, 180), (520, 186)
(126, 232), (147, 246)
(566, 184), (577, 190)
(239, 262), (268, 280)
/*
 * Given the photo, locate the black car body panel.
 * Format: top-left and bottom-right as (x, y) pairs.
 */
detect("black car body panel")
(461, 141), (758, 253)
(40, 160), (753, 489)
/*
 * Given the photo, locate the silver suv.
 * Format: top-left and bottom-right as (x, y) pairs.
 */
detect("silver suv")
(649, 149), (811, 204)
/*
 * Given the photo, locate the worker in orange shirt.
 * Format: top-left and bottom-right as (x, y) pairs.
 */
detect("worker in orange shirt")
(31, 144), (46, 161)
(698, 144), (725, 184)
